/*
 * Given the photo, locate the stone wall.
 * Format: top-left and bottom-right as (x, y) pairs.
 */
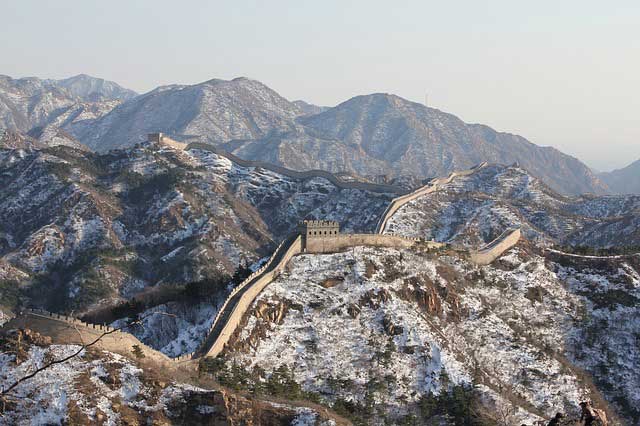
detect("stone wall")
(204, 235), (304, 357)
(469, 228), (521, 265)
(150, 134), (189, 150)
(2, 309), (194, 366)
(305, 234), (443, 253)
(376, 162), (488, 234)
(186, 142), (406, 195)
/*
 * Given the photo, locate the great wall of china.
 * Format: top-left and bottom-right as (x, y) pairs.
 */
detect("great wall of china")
(1, 134), (521, 366)
(149, 133), (407, 195)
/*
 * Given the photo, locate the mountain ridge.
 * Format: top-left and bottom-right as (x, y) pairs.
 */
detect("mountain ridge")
(599, 158), (640, 194)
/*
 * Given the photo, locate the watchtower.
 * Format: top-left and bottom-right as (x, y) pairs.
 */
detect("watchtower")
(299, 220), (339, 250)
(148, 132), (164, 143)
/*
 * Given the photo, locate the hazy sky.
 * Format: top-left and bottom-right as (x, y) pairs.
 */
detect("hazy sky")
(2, 1), (639, 171)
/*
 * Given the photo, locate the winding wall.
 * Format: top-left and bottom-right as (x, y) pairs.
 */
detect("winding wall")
(2, 309), (194, 365)
(305, 234), (443, 253)
(184, 141), (407, 195)
(2, 151), (516, 366)
(196, 234), (302, 358)
(375, 162), (488, 234)
(469, 228), (522, 265)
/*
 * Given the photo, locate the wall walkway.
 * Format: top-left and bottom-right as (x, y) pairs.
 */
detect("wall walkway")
(469, 228), (522, 265)
(185, 142), (407, 195)
(375, 162), (488, 234)
(2, 309), (194, 366)
(196, 234), (302, 358)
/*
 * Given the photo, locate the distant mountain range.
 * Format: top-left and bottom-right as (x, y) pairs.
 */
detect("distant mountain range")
(1, 73), (637, 195)
(599, 159), (640, 194)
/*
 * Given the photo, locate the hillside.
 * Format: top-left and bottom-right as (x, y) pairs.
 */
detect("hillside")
(193, 242), (639, 425)
(227, 93), (609, 196)
(0, 143), (392, 314)
(383, 164), (640, 248)
(599, 158), (640, 194)
(0, 332), (343, 425)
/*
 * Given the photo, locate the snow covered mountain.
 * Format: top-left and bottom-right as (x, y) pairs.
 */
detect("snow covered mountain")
(55, 74), (137, 102)
(70, 77), (303, 152)
(0, 142), (392, 314)
(1, 74), (611, 195)
(599, 158), (640, 194)
(226, 93), (609, 196)
(0, 74), (128, 149)
(384, 164), (640, 248)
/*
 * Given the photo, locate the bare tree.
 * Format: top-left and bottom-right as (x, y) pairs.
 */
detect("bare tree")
(1, 310), (176, 411)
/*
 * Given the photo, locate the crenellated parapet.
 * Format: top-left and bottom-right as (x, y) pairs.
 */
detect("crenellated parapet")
(2, 308), (194, 365)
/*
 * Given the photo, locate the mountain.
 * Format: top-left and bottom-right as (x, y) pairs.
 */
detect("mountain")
(1, 75), (611, 195)
(0, 75), (79, 132)
(383, 163), (640, 248)
(292, 99), (329, 116)
(70, 77), (303, 152)
(0, 143), (392, 314)
(54, 74), (137, 102)
(0, 74), (127, 148)
(599, 159), (640, 194)
(226, 93), (609, 195)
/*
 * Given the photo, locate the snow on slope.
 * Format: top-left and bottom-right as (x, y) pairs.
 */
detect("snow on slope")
(384, 164), (640, 248)
(0, 143), (391, 311)
(225, 244), (640, 424)
(0, 343), (334, 425)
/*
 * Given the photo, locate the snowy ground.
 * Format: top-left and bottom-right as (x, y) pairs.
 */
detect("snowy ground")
(384, 164), (640, 248)
(0, 343), (337, 425)
(112, 301), (218, 358)
(227, 245), (640, 424)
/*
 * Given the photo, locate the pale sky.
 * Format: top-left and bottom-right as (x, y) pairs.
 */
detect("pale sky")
(2, 0), (639, 171)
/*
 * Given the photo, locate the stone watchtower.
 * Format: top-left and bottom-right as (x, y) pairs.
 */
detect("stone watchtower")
(299, 220), (340, 251)
(148, 132), (164, 143)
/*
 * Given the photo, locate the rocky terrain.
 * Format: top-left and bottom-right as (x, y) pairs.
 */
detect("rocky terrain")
(384, 163), (640, 248)
(0, 142), (392, 314)
(600, 158), (640, 195)
(216, 242), (639, 425)
(0, 330), (343, 425)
